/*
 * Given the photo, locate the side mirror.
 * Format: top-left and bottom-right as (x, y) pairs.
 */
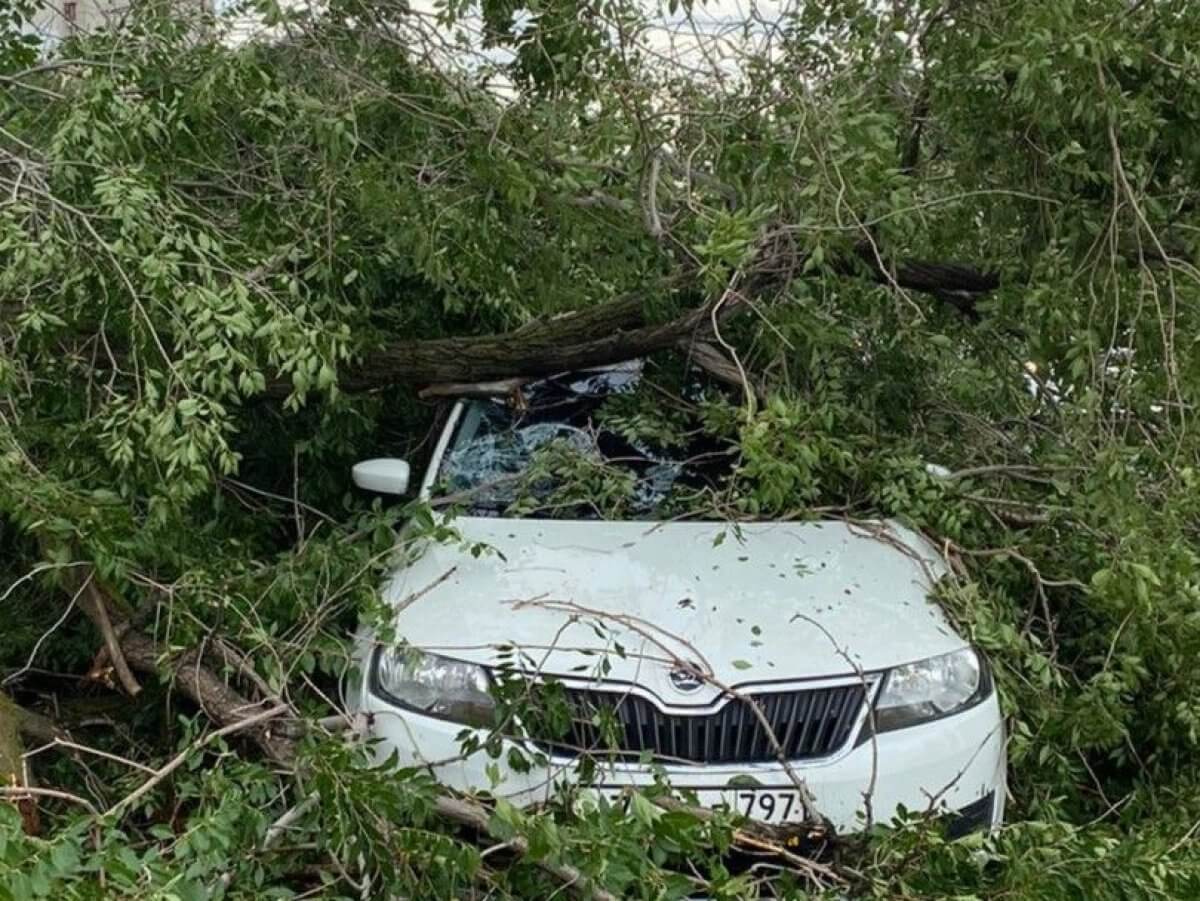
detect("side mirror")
(352, 458), (411, 495)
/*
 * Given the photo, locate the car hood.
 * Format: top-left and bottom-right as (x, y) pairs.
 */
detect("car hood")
(379, 517), (963, 700)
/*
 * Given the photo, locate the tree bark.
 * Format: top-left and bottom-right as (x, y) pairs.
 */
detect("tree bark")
(0, 691), (25, 786)
(338, 292), (721, 388)
(0, 690), (39, 834)
(115, 631), (298, 764)
(302, 245), (999, 393)
(331, 290), (661, 390)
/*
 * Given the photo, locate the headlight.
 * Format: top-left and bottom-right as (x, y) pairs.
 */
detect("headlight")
(872, 648), (990, 733)
(371, 646), (495, 728)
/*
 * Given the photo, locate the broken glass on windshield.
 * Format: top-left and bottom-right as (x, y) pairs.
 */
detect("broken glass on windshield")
(433, 362), (735, 518)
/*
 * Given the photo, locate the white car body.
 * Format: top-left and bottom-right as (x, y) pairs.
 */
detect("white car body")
(352, 394), (1006, 835)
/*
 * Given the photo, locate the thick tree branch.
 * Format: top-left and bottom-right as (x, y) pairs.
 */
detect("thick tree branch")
(849, 242), (1000, 296)
(1, 690), (27, 786)
(339, 294), (723, 388)
(61, 569), (298, 764)
(302, 236), (1000, 392)
(116, 631), (299, 764)
(291, 291), (653, 394)
(15, 235), (1000, 395)
(681, 339), (765, 400)
(11, 704), (69, 746)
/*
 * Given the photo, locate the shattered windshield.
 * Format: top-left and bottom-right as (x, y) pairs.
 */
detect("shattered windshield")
(432, 362), (737, 518)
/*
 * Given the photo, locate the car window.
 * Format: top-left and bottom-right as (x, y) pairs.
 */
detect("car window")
(432, 362), (736, 518)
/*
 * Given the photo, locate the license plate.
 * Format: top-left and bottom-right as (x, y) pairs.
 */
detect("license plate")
(599, 787), (806, 825)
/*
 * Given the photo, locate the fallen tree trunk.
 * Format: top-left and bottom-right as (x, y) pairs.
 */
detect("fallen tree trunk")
(283, 243), (999, 394)
(338, 287), (728, 388)
(305, 290), (655, 394)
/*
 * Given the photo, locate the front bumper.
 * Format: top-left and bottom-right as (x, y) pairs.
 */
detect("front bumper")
(356, 685), (1006, 835)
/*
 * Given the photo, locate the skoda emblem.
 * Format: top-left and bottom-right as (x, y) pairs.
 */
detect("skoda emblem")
(669, 665), (704, 693)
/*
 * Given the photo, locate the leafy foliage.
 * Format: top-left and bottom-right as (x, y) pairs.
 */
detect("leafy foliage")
(3, 0), (1200, 897)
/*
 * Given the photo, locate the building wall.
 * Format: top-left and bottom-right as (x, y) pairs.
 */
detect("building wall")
(23, 1), (212, 48)
(25, 2), (126, 44)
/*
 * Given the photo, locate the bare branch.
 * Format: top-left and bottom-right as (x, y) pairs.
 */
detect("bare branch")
(79, 581), (141, 697)
(642, 150), (664, 239)
(106, 703), (290, 818)
(0, 785), (98, 817)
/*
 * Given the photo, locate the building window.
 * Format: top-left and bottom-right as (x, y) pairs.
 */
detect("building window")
(63, 2), (78, 26)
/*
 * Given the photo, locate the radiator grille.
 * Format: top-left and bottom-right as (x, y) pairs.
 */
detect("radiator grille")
(533, 683), (866, 765)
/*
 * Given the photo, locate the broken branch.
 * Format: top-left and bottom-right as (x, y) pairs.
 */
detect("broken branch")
(106, 703), (290, 818)
(59, 568), (299, 763)
(79, 581), (141, 697)
(433, 794), (620, 901)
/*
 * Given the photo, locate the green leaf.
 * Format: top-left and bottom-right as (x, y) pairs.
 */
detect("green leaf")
(629, 792), (661, 827)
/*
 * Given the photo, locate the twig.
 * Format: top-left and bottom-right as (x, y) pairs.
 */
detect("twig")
(106, 703), (290, 818)
(292, 444), (304, 544)
(393, 568), (459, 616)
(434, 794), (619, 901)
(80, 581), (141, 697)
(952, 543), (1088, 658)
(708, 277), (757, 417)
(217, 796), (319, 890)
(962, 494), (1054, 525)
(943, 463), (1076, 484)
(649, 795), (844, 886)
(264, 796), (319, 848)
(24, 737), (157, 775)
(211, 637), (276, 702)
(3, 571), (88, 687)
(220, 477), (338, 526)
(7, 59), (119, 80)
(921, 723), (1005, 814)
(789, 612), (880, 830)
(0, 785), (98, 816)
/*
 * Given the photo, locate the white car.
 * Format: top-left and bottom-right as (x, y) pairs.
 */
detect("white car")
(349, 364), (1006, 835)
